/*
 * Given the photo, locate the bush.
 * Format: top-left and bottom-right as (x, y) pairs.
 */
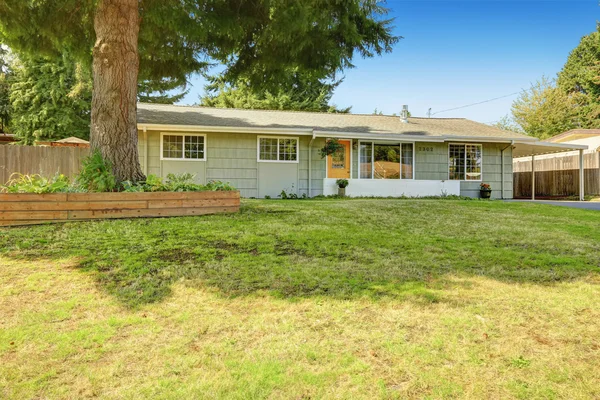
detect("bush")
(0, 172), (70, 193)
(121, 173), (235, 193)
(75, 151), (117, 192)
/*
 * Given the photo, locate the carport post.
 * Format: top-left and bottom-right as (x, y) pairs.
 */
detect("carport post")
(579, 149), (585, 201)
(531, 155), (535, 200)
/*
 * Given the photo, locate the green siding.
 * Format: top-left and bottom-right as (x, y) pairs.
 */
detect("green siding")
(139, 132), (514, 199)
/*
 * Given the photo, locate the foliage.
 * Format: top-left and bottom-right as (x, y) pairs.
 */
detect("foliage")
(137, 78), (189, 105)
(121, 173), (235, 192)
(492, 115), (524, 133)
(480, 183), (491, 191)
(510, 77), (600, 139)
(75, 150), (117, 193)
(557, 26), (600, 99)
(0, 0), (399, 101)
(8, 53), (92, 144)
(319, 138), (345, 159)
(0, 44), (13, 133)
(0, 172), (70, 193)
(200, 72), (350, 113)
(336, 179), (349, 189)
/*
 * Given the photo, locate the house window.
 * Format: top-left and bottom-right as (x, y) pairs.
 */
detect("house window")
(359, 142), (414, 179)
(449, 143), (482, 180)
(258, 137), (299, 162)
(161, 133), (205, 160)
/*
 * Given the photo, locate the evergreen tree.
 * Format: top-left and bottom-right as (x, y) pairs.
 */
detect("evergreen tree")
(0, 45), (12, 133)
(0, 0), (399, 182)
(557, 25), (600, 99)
(8, 53), (92, 144)
(200, 72), (350, 113)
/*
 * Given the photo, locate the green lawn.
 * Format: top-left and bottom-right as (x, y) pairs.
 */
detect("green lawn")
(1, 199), (599, 399)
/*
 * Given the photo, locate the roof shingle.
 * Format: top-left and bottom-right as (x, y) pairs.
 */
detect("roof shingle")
(137, 103), (531, 140)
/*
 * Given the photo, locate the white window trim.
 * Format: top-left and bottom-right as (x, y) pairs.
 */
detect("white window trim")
(160, 132), (207, 161)
(447, 143), (483, 182)
(257, 135), (300, 163)
(357, 140), (415, 180)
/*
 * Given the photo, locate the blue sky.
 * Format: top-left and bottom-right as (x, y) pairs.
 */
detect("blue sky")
(180, 0), (599, 124)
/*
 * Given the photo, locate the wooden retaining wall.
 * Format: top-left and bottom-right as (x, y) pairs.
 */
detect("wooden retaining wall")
(0, 145), (90, 184)
(0, 191), (240, 227)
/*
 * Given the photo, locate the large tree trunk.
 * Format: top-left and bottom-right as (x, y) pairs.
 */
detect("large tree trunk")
(91, 0), (145, 183)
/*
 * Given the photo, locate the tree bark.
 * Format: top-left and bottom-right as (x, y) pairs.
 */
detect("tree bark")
(91, 0), (145, 183)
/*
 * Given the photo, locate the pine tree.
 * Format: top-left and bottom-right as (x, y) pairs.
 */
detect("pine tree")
(200, 72), (350, 113)
(0, 0), (399, 182)
(8, 53), (92, 144)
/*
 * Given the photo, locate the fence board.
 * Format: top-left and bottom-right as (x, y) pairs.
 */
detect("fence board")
(0, 145), (90, 184)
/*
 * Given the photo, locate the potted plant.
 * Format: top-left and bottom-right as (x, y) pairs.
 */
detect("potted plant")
(480, 183), (492, 199)
(319, 138), (345, 159)
(336, 179), (349, 197)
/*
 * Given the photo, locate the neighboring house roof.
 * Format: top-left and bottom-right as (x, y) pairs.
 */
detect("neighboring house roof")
(55, 137), (90, 144)
(548, 129), (600, 143)
(137, 103), (532, 140)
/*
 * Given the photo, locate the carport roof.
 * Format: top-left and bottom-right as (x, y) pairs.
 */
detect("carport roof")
(512, 140), (588, 158)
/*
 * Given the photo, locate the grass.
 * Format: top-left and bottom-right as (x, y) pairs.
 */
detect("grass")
(0, 199), (599, 399)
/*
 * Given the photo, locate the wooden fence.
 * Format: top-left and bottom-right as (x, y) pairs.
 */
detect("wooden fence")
(513, 153), (600, 198)
(0, 145), (89, 184)
(0, 191), (240, 226)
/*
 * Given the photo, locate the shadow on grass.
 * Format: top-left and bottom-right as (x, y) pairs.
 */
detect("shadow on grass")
(1, 200), (599, 308)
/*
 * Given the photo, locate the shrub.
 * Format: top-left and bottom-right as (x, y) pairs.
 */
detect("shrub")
(0, 172), (70, 193)
(121, 173), (235, 193)
(75, 151), (117, 192)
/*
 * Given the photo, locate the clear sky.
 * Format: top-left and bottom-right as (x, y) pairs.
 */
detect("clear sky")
(179, 0), (599, 124)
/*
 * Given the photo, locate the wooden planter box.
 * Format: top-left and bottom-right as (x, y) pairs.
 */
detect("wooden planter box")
(0, 191), (240, 227)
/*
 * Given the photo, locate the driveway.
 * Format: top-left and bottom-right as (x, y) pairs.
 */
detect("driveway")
(506, 200), (600, 211)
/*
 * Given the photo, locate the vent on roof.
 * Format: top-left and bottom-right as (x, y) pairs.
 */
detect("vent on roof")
(400, 105), (409, 123)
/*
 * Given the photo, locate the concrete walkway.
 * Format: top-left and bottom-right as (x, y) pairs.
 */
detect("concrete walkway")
(506, 200), (600, 211)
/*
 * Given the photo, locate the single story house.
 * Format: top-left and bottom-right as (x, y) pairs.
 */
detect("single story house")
(136, 103), (588, 199)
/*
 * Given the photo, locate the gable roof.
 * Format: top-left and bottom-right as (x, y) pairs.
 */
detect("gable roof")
(547, 129), (600, 143)
(137, 103), (531, 140)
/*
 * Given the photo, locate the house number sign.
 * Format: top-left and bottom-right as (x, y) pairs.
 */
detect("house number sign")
(418, 146), (434, 152)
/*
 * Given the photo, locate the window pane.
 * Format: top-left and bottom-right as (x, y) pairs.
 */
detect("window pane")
(401, 143), (413, 179)
(360, 142), (373, 179)
(331, 145), (345, 169)
(465, 144), (482, 180)
(184, 135), (204, 159)
(259, 138), (278, 160)
(163, 135), (183, 159)
(279, 138), (297, 161)
(374, 144), (400, 179)
(449, 144), (465, 180)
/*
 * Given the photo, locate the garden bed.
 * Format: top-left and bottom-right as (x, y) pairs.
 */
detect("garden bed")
(0, 191), (240, 226)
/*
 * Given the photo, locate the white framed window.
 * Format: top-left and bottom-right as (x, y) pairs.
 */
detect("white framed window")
(358, 141), (414, 180)
(160, 133), (206, 161)
(257, 136), (299, 163)
(448, 143), (482, 181)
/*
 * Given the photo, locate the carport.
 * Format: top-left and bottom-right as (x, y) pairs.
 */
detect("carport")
(513, 141), (589, 201)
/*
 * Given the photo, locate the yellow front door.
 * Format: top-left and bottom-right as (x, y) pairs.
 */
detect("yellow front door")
(327, 140), (351, 179)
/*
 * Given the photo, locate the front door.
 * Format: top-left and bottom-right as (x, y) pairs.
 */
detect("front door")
(327, 140), (351, 179)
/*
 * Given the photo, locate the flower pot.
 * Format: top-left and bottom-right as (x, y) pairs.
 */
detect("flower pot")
(338, 187), (346, 197)
(480, 189), (492, 199)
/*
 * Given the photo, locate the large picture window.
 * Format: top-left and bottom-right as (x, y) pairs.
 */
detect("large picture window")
(161, 133), (205, 160)
(359, 142), (414, 180)
(258, 137), (299, 162)
(449, 143), (482, 180)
